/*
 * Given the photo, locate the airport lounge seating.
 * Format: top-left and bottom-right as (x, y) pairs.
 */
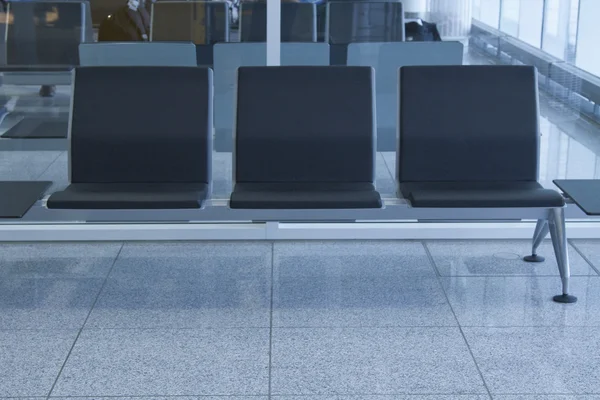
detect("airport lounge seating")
(346, 41), (464, 151)
(47, 66), (212, 209)
(230, 66), (382, 209)
(240, 2), (317, 42)
(79, 42), (198, 67)
(213, 42), (330, 152)
(327, 1), (404, 65)
(398, 65), (574, 303)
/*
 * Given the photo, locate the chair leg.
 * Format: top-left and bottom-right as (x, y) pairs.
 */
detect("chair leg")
(548, 207), (577, 303)
(524, 219), (549, 262)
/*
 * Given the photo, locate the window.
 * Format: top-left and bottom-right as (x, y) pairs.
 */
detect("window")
(500, 0), (520, 36)
(518, 0), (543, 47)
(479, 0), (501, 28)
(543, 0), (574, 60)
(576, 0), (600, 76)
(545, 0), (560, 36)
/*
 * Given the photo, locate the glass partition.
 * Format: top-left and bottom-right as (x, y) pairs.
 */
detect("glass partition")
(240, 2), (316, 42)
(575, 0), (600, 75)
(0, 1), (85, 144)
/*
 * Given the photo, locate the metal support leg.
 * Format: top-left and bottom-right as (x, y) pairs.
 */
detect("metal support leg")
(524, 219), (549, 262)
(548, 207), (577, 303)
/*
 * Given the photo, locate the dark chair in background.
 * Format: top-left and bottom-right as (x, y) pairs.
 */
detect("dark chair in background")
(326, 1), (404, 64)
(240, 2), (316, 42)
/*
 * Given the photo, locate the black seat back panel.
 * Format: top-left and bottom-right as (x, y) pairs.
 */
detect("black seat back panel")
(399, 65), (539, 183)
(70, 66), (212, 184)
(235, 66), (375, 183)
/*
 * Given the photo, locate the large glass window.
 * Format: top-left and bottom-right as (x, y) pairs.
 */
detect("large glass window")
(517, 0), (543, 47)
(479, 0), (501, 28)
(576, 0), (600, 76)
(543, 0), (573, 60)
(499, 0), (543, 47)
(500, 0), (520, 36)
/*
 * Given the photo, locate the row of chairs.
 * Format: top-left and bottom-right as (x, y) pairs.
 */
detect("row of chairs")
(47, 64), (562, 212)
(45, 64), (574, 302)
(76, 41), (463, 151)
(0, 0), (404, 68)
(152, 1), (405, 44)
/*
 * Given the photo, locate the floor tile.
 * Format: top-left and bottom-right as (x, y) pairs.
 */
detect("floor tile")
(0, 243), (120, 329)
(0, 329), (77, 397)
(212, 151), (232, 199)
(0, 151), (61, 181)
(381, 151), (396, 174)
(0, 243), (121, 279)
(271, 327), (487, 395)
(441, 276), (600, 327)
(273, 242), (454, 326)
(376, 152), (396, 197)
(494, 396), (600, 399)
(0, 278), (105, 329)
(426, 241), (596, 276)
(463, 327), (600, 394)
(272, 396), (490, 399)
(37, 151), (68, 194)
(52, 328), (270, 396)
(0, 398), (46, 400)
(274, 241), (437, 277)
(86, 242), (271, 329)
(570, 241), (600, 274)
(0, 243), (123, 279)
(50, 398), (264, 400)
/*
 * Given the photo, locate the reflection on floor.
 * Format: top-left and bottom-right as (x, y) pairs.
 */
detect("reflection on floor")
(1, 239), (600, 397)
(1, 50), (600, 203)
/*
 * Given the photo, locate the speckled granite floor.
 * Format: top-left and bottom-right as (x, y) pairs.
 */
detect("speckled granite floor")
(1, 240), (600, 398)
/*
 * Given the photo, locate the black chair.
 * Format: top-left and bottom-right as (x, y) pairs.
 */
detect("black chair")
(6, 0), (93, 67)
(398, 65), (575, 303)
(230, 66), (381, 209)
(47, 67), (212, 209)
(150, 1), (229, 66)
(240, 2), (316, 42)
(327, 1), (404, 65)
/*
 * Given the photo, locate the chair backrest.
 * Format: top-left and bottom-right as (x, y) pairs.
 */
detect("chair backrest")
(240, 2), (316, 42)
(213, 43), (330, 135)
(70, 67), (212, 184)
(327, 1), (404, 44)
(347, 41), (464, 150)
(235, 66), (375, 183)
(151, 1), (229, 44)
(79, 42), (197, 66)
(399, 65), (540, 183)
(6, 0), (93, 66)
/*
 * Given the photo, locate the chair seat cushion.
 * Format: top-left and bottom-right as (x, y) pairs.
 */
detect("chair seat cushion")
(47, 183), (208, 209)
(400, 181), (565, 208)
(230, 182), (382, 209)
